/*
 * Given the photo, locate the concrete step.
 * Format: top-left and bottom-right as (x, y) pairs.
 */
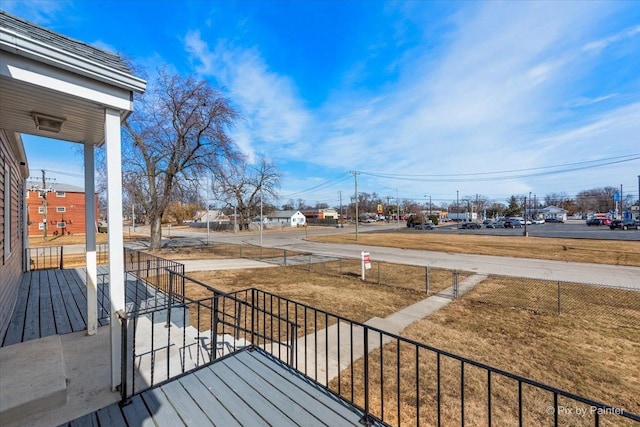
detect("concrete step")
(0, 335), (67, 425)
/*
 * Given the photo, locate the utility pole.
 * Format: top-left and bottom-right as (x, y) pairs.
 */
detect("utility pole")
(34, 170), (55, 241)
(351, 171), (360, 240)
(339, 191), (343, 226)
(620, 184), (624, 219)
(456, 190), (459, 228)
(260, 185), (263, 247)
(42, 170), (48, 240)
(396, 188), (400, 228)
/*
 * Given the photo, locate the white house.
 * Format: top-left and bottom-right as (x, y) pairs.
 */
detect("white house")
(193, 209), (229, 223)
(266, 210), (306, 227)
(542, 205), (567, 222)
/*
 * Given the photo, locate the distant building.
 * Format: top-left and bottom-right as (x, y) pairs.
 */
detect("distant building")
(542, 205), (567, 222)
(265, 210), (306, 227)
(193, 210), (230, 224)
(26, 182), (98, 236)
(300, 208), (338, 220)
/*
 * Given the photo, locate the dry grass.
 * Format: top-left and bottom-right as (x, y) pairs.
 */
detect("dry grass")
(28, 232), (148, 247)
(156, 243), (303, 261)
(184, 267), (431, 324)
(328, 280), (640, 426)
(311, 233), (640, 266)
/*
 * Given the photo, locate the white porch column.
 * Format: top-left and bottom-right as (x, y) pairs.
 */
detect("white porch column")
(84, 143), (98, 336)
(105, 108), (125, 391)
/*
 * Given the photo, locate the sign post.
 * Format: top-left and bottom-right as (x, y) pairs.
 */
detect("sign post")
(361, 251), (371, 280)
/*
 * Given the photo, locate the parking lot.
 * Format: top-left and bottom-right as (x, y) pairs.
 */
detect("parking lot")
(412, 220), (640, 241)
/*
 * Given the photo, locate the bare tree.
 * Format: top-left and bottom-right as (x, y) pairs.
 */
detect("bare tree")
(122, 69), (240, 250)
(214, 156), (281, 230)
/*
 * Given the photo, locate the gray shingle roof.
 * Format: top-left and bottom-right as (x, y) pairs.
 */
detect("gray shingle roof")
(0, 10), (132, 75)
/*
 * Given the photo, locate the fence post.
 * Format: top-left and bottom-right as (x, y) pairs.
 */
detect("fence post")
(284, 249), (287, 266)
(251, 289), (256, 345)
(557, 281), (561, 315)
(360, 327), (373, 426)
(240, 244), (243, 258)
(426, 266), (430, 294)
(289, 323), (297, 366)
(166, 271), (173, 328)
(339, 258), (342, 276)
(212, 297), (219, 361)
(309, 254), (312, 272)
(59, 246), (64, 270)
(377, 261), (381, 285)
(117, 309), (130, 406)
(453, 270), (460, 299)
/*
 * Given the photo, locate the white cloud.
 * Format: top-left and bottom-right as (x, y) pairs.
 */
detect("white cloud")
(582, 24), (640, 53)
(184, 31), (311, 163)
(186, 3), (637, 201)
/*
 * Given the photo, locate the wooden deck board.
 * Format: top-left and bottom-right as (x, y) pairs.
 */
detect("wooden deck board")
(194, 366), (272, 426)
(48, 269), (73, 335)
(140, 388), (186, 427)
(231, 350), (360, 426)
(120, 395), (156, 427)
(2, 269), (172, 347)
(58, 270), (88, 332)
(215, 357), (315, 426)
(2, 274), (32, 346)
(66, 350), (377, 427)
(22, 270), (40, 341)
(160, 380), (215, 426)
(177, 373), (242, 427)
(95, 403), (127, 427)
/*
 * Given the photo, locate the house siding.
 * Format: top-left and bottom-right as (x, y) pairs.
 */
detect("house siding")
(0, 131), (25, 338)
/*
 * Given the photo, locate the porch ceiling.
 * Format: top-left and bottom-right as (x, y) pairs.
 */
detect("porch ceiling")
(0, 74), (107, 145)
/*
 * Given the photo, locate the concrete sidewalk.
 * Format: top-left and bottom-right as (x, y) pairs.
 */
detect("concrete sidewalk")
(286, 273), (488, 385)
(181, 258), (278, 272)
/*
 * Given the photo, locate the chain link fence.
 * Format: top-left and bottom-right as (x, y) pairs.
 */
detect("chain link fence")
(463, 274), (640, 326)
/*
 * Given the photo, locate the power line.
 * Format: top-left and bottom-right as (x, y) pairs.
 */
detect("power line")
(360, 154), (640, 183)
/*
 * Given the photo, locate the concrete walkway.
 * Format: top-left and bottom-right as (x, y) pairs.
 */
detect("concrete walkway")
(287, 273), (488, 386)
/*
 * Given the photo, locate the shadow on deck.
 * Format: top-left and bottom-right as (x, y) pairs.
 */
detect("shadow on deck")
(63, 348), (384, 427)
(1, 267), (168, 347)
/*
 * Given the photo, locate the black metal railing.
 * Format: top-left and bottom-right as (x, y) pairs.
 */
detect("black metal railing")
(25, 244), (110, 271)
(118, 275), (298, 401)
(235, 288), (640, 427)
(116, 278), (639, 425)
(124, 248), (185, 301)
(25, 246), (64, 270)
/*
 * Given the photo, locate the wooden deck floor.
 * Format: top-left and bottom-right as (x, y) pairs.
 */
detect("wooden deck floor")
(1, 268), (169, 347)
(62, 348), (383, 427)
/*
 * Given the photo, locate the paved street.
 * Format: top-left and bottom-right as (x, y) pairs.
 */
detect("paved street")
(153, 224), (640, 289)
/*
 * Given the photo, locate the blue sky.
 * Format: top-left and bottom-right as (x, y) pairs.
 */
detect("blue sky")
(6, 0), (640, 208)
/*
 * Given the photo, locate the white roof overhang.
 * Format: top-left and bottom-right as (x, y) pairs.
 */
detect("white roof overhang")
(0, 25), (146, 146)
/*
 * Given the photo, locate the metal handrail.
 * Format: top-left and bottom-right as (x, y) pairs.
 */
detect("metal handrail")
(115, 275), (639, 425)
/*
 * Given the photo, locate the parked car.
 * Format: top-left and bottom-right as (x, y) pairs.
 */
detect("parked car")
(460, 222), (481, 229)
(503, 220), (520, 228)
(586, 216), (603, 226)
(415, 222), (435, 230)
(609, 219), (640, 230)
(482, 219), (494, 225)
(493, 220), (506, 228)
(485, 221), (497, 228)
(532, 218), (545, 225)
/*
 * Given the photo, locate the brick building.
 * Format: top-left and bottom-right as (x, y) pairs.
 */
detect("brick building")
(26, 182), (98, 237)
